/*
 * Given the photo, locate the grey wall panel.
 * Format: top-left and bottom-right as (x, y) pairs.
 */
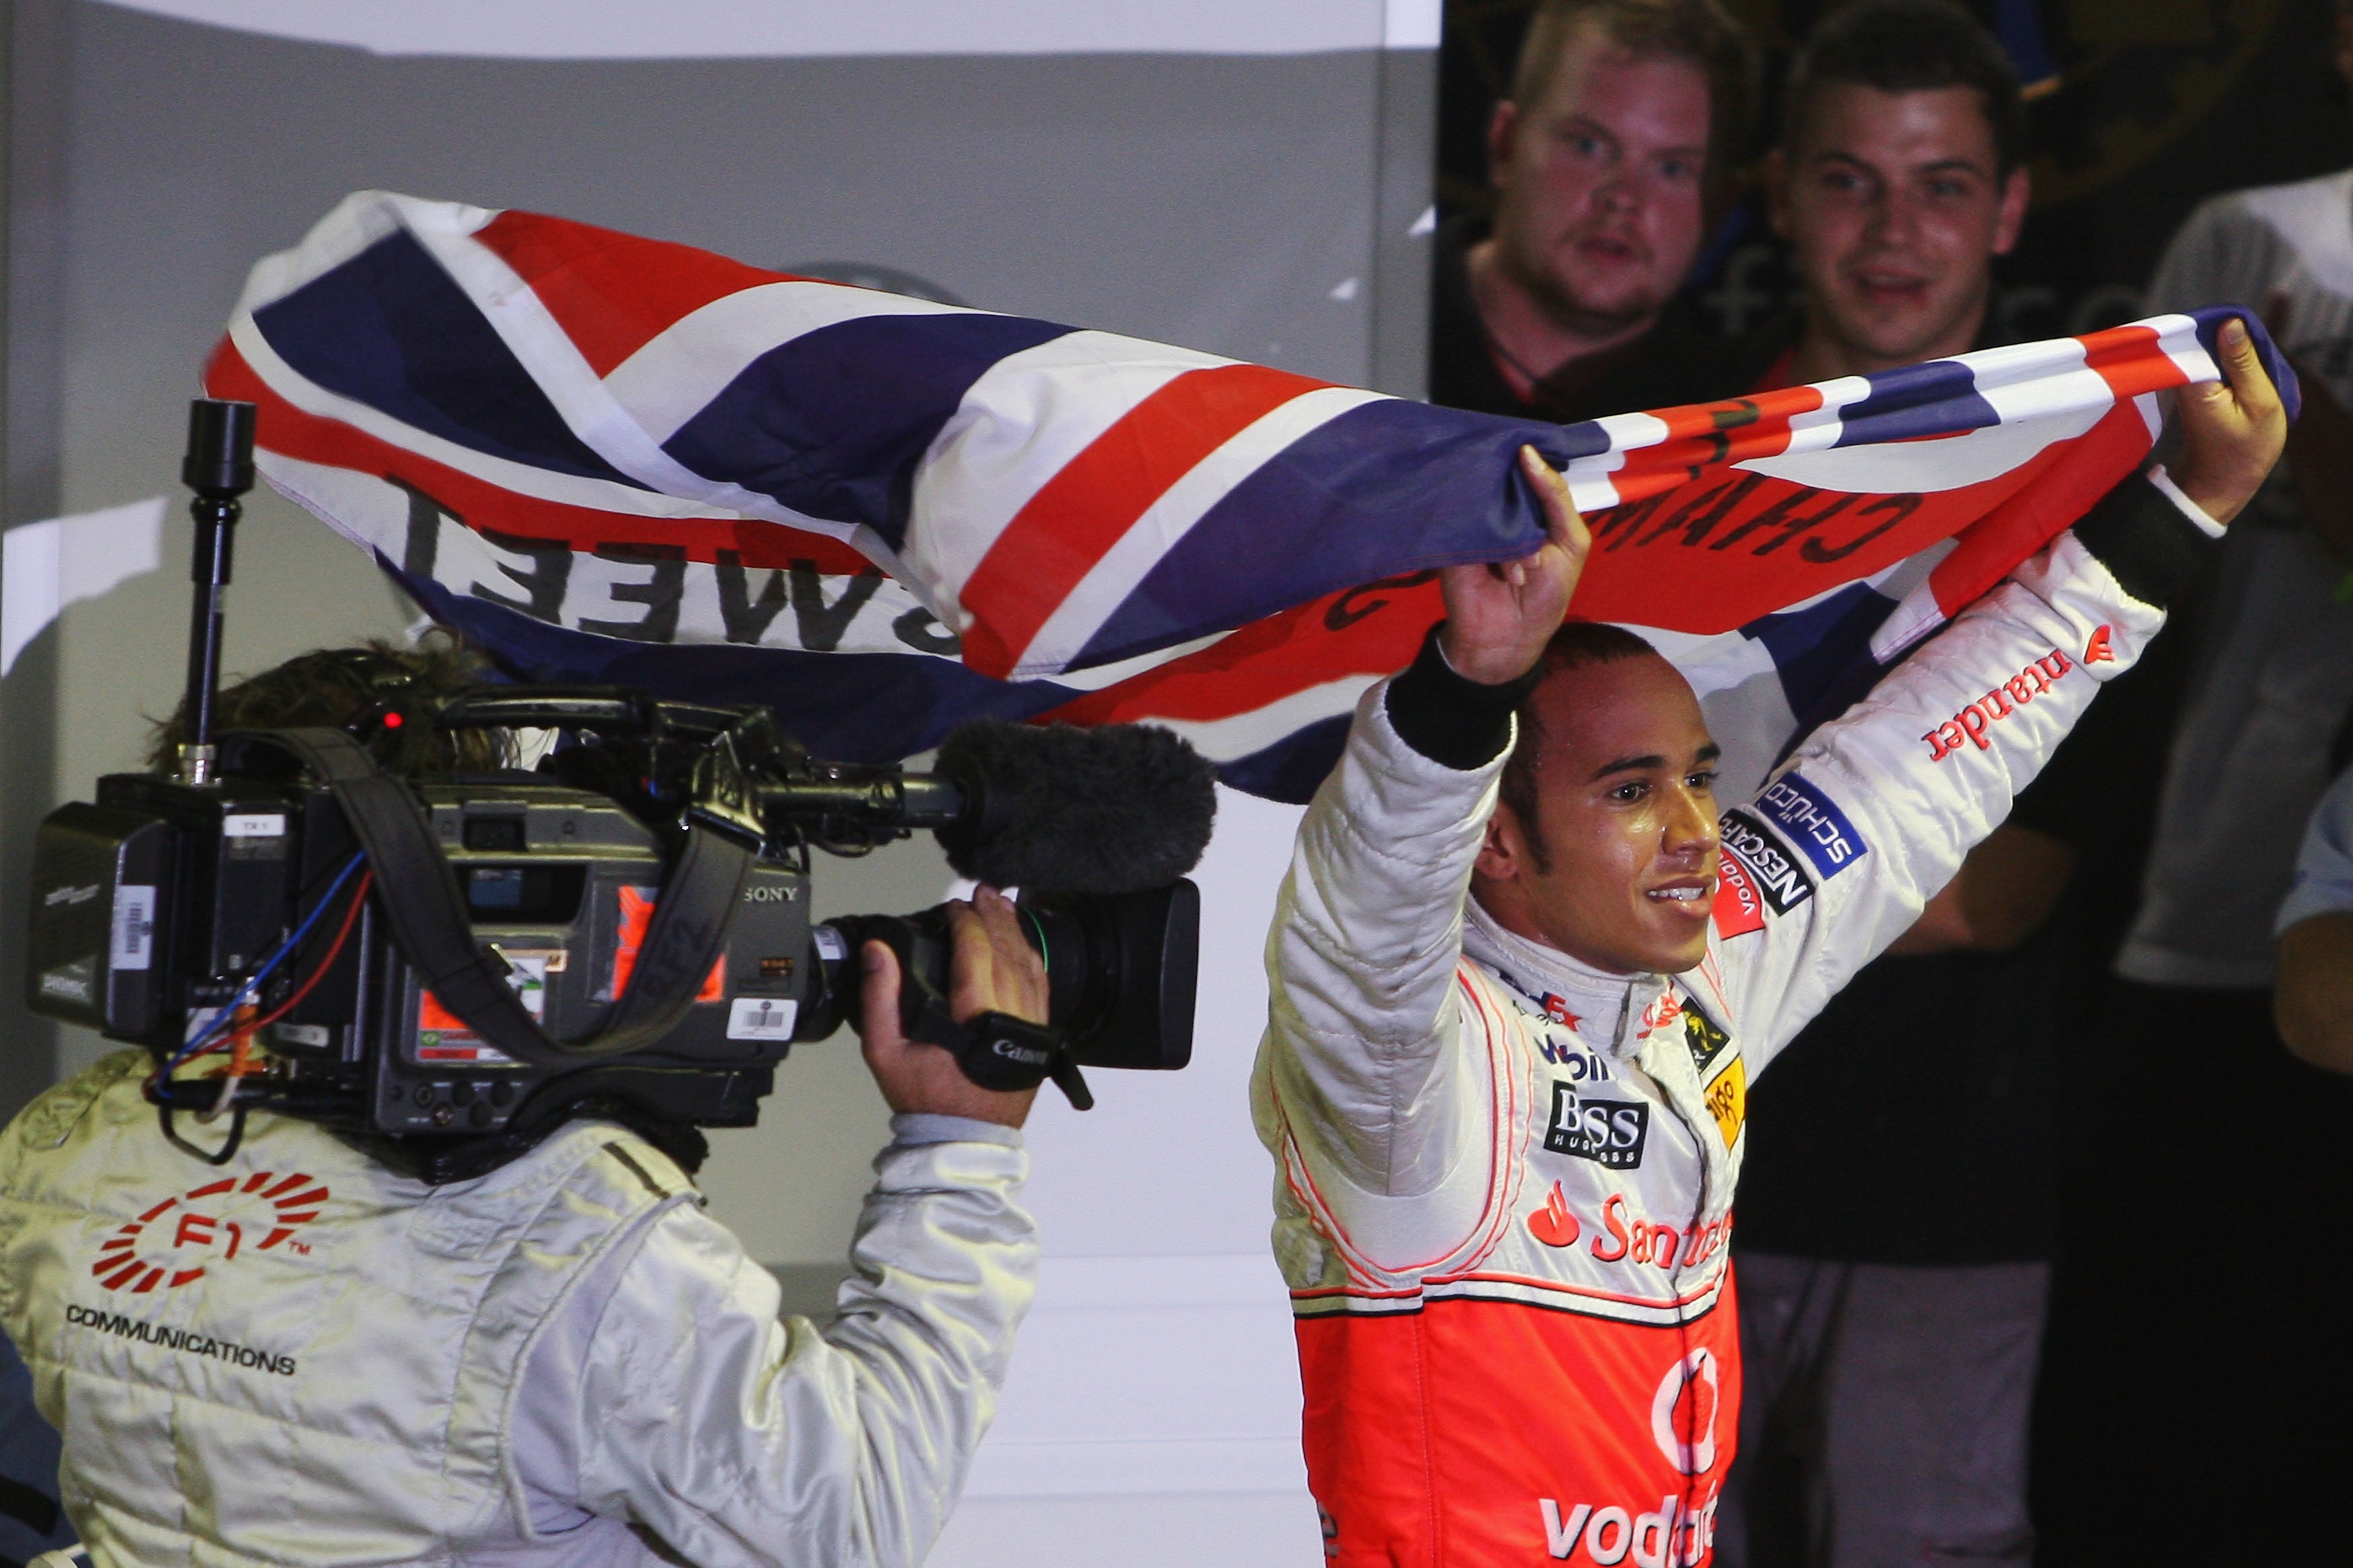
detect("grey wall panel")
(1, 0), (71, 1123)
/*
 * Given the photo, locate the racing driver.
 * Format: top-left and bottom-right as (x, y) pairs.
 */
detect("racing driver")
(1252, 317), (2286, 1567)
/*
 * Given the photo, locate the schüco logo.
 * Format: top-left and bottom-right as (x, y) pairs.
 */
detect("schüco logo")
(91, 1171), (328, 1294)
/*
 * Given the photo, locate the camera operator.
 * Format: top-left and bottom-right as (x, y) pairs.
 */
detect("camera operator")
(0, 641), (1045, 1568)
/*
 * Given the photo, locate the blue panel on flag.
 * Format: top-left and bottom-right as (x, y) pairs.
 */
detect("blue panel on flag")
(390, 565), (1072, 763)
(662, 313), (1075, 548)
(1216, 713), (1351, 803)
(1831, 358), (1999, 447)
(1740, 581), (1896, 727)
(253, 232), (649, 489)
(1066, 399), (1576, 671)
(1754, 772), (1869, 876)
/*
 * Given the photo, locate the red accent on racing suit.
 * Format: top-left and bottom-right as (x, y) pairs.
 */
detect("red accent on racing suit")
(1252, 526), (2169, 1566)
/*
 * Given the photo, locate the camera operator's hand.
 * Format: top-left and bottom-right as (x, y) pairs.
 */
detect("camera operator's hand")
(859, 886), (1045, 1128)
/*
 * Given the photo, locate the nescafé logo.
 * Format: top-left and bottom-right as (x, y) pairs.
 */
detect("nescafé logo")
(91, 1171), (328, 1294)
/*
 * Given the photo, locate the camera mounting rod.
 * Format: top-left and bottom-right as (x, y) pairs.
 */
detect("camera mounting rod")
(175, 399), (257, 786)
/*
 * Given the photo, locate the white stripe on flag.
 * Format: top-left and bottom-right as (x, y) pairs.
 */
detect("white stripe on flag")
(1563, 411), (1667, 512)
(232, 190), (500, 319)
(1142, 676), (1378, 762)
(604, 280), (978, 444)
(403, 220), (927, 583)
(1777, 375), (1873, 454)
(2142, 311), (2216, 387)
(908, 331), (1241, 628)
(1010, 384), (1390, 679)
(230, 317), (783, 524)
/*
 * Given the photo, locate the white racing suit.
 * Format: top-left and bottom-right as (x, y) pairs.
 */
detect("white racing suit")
(1252, 477), (2212, 1567)
(0, 1052), (1035, 1567)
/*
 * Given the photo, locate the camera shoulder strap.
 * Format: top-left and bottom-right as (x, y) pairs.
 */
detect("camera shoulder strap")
(227, 729), (753, 1064)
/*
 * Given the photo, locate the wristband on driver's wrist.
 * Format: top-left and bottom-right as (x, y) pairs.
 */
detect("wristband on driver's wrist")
(1385, 623), (1541, 770)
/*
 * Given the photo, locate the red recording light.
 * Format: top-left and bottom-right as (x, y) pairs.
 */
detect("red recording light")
(381, 711), (404, 729)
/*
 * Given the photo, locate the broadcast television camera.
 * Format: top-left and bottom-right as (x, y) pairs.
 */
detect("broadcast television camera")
(23, 401), (1213, 1180)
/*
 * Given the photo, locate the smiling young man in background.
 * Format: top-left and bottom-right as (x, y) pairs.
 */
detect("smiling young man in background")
(1702, 7), (2122, 1565)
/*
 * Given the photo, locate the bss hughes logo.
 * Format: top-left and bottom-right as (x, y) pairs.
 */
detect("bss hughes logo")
(1546, 1085), (1648, 1169)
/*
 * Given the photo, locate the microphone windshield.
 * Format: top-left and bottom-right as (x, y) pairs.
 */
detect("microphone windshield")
(933, 721), (1217, 893)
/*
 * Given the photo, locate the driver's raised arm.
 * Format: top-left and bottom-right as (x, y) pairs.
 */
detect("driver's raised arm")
(1724, 317), (2286, 1067)
(1254, 450), (1589, 1204)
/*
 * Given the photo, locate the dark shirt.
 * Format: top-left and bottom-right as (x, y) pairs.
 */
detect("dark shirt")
(1427, 216), (1737, 423)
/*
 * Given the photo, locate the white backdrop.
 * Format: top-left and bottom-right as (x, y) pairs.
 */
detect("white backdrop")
(95, 0), (1441, 58)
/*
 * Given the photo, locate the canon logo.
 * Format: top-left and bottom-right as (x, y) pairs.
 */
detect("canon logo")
(990, 1038), (1051, 1065)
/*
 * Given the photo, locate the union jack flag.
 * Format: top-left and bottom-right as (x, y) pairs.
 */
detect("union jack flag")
(202, 192), (2291, 802)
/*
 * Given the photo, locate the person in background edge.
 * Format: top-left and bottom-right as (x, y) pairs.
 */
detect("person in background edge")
(1, 1325), (75, 1567)
(2274, 756), (2353, 1073)
(2032, 6), (2353, 1544)
(1428, 0), (1755, 425)
(1708, 6), (2181, 1565)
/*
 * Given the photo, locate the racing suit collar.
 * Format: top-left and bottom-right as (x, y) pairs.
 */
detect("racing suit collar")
(1462, 898), (1669, 1053)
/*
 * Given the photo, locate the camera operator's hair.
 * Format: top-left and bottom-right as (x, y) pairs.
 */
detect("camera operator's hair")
(1782, 0), (2026, 175)
(145, 630), (512, 774)
(1498, 621), (1662, 874)
(1509, 0), (1758, 202)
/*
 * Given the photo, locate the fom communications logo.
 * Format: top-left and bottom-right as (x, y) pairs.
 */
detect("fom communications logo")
(92, 1171), (328, 1293)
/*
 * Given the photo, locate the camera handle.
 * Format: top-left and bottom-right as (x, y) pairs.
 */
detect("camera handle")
(223, 726), (756, 1066)
(854, 915), (1094, 1110)
(176, 399), (257, 785)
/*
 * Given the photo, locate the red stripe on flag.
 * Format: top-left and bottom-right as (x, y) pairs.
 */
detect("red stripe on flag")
(1599, 383), (1824, 508)
(1925, 399), (2153, 620)
(472, 210), (789, 379)
(1044, 581), (1441, 727)
(206, 339), (878, 577)
(959, 362), (1332, 679)
(2075, 322), (2188, 404)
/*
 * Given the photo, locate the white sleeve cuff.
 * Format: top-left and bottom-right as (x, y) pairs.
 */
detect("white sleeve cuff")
(2145, 463), (2227, 539)
(890, 1112), (1023, 1149)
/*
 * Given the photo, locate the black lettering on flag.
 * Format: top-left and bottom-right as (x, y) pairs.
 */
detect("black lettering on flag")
(791, 563), (886, 651)
(1595, 490), (1671, 552)
(1800, 493), (1921, 563)
(469, 528), (573, 622)
(390, 477), (455, 580)
(893, 605), (962, 655)
(580, 542), (686, 643)
(1710, 487), (1843, 554)
(1325, 569), (1440, 632)
(715, 550), (789, 644)
(1633, 471), (1767, 550)
(1698, 399), (1762, 466)
(1747, 492), (1860, 556)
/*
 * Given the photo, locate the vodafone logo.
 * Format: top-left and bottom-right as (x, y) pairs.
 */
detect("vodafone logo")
(1650, 1350), (1720, 1476)
(91, 1171), (328, 1294)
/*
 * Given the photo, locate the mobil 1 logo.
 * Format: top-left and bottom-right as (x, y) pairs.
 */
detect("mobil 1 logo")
(1546, 1085), (1649, 1169)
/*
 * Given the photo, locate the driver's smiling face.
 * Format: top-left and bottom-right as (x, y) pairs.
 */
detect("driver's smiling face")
(1473, 654), (1723, 977)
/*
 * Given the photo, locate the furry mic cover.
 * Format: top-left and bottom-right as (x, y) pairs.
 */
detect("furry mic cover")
(934, 721), (1217, 893)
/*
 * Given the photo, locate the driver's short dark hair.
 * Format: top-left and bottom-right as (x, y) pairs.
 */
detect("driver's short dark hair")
(1782, 0), (2026, 175)
(1498, 621), (1661, 873)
